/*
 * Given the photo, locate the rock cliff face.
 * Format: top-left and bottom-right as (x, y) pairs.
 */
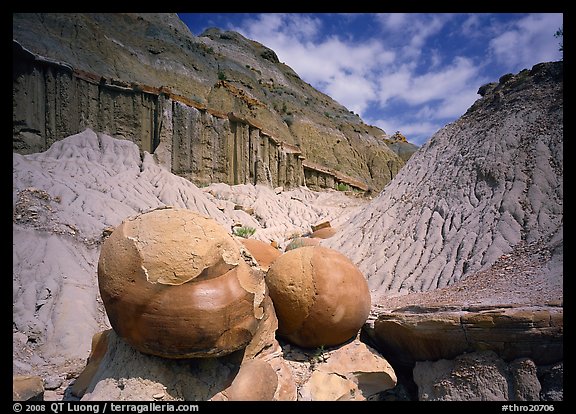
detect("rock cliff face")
(12, 13), (409, 192)
(326, 61), (563, 296)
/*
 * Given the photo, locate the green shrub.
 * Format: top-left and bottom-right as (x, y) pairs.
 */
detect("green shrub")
(233, 226), (256, 238)
(336, 182), (349, 192)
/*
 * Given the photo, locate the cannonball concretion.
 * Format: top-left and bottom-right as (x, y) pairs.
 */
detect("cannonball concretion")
(265, 246), (371, 348)
(97, 208), (266, 359)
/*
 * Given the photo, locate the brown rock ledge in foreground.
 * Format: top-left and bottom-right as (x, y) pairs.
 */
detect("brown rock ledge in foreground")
(364, 305), (563, 369)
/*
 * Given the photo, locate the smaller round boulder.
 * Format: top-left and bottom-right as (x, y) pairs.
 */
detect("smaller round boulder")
(240, 239), (281, 271)
(266, 246), (371, 348)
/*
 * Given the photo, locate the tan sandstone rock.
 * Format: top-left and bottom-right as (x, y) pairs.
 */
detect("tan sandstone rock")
(98, 208), (266, 358)
(311, 227), (337, 239)
(218, 359), (278, 401)
(310, 221), (337, 239)
(298, 339), (397, 401)
(311, 221), (331, 232)
(266, 246), (371, 348)
(13, 375), (44, 401)
(80, 301), (297, 401)
(71, 330), (111, 398)
(80, 269), (297, 401)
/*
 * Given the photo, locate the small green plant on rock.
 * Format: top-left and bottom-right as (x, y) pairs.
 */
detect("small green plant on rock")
(217, 70), (227, 81)
(309, 345), (328, 370)
(233, 226), (256, 238)
(336, 182), (350, 192)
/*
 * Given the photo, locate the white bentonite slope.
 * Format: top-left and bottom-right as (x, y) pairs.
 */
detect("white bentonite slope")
(13, 128), (365, 379)
(325, 63), (563, 298)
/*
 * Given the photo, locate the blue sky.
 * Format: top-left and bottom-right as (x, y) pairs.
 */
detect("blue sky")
(178, 13), (563, 146)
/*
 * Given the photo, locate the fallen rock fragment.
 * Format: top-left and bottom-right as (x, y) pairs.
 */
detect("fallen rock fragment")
(310, 221), (337, 239)
(71, 330), (111, 398)
(298, 339), (397, 400)
(218, 359), (278, 401)
(13, 375), (44, 401)
(311, 221), (331, 232)
(311, 227), (337, 239)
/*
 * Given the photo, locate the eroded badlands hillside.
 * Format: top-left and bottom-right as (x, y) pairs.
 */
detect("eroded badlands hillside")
(326, 62), (563, 297)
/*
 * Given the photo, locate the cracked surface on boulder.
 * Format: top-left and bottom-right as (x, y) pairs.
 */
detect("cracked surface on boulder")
(98, 208), (266, 359)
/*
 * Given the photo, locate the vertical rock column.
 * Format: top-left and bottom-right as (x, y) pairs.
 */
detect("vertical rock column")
(277, 150), (287, 188)
(231, 121), (250, 185)
(203, 113), (231, 185)
(154, 94), (173, 171)
(45, 66), (76, 150)
(188, 107), (203, 182)
(76, 80), (101, 142)
(268, 137), (280, 188)
(171, 101), (193, 176)
(13, 62), (47, 153)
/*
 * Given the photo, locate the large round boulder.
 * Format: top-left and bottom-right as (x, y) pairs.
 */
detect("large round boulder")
(98, 208), (265, 359)
(266, 246), (371, 348)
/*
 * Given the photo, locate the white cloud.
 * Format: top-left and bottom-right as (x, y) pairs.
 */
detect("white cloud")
(234, 14), (395, 118)
(433, 87), (481, 119)
(461, 14), (483, 37)
(324, 72), (376, 115)
(374, 13), (409, 31)
(224, 13), (561, 146)
(376, 57), (479, 110)
(375, 13), (452, 60)
(489, 13), (563, 70)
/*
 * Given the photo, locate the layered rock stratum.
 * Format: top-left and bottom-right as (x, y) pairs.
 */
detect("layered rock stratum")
(12, 13), (413, 192)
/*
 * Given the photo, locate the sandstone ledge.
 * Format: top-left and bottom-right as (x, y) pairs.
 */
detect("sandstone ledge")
(364, 305), (563, 368)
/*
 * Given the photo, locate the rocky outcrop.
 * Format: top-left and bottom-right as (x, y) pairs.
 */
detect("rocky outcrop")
(13, 13), (409, 192)
(12, 41), (306, 190)
(413, 351), (542, 401)
(383, 132), (419, 163)
(325, 61), (563, 296)
(365, 305), (563, 369)
(538, 362), (563, 401)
